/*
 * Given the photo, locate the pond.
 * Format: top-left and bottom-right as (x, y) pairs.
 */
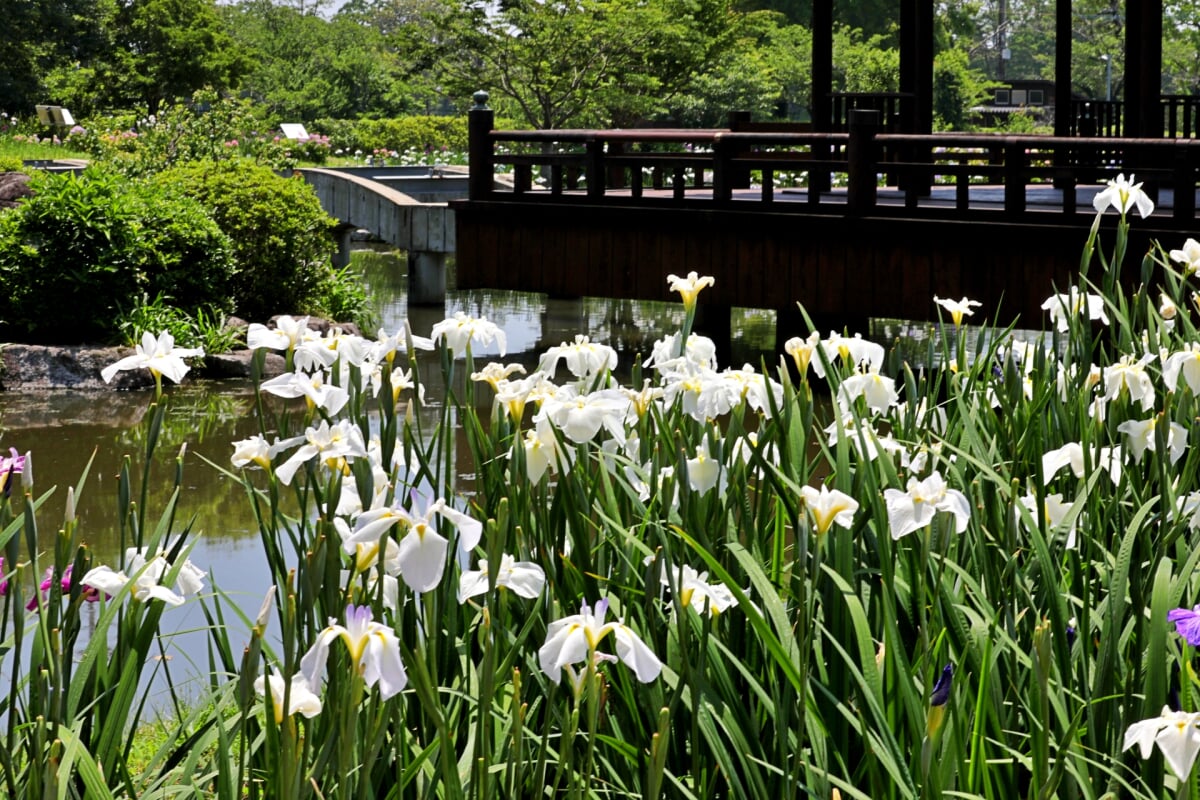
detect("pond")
(0, 248), (781, 694)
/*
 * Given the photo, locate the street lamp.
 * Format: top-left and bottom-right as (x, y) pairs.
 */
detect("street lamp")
(1099, 54), (1113, 101)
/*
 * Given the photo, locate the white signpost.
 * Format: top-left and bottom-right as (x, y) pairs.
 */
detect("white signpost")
(280, 123), (310, 140)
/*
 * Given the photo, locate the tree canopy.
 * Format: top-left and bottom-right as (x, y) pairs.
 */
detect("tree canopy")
(4, 0), (1200, 131)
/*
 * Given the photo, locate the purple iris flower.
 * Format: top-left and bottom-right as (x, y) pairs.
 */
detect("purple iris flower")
(1168, 605), (1200, 646)
(0, 448), (25, 496)
(930, 663), (953, 706)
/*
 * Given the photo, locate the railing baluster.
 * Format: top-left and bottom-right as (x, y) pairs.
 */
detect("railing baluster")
(1174, 146), (1196, 222)
(586, 137), (604, 199)
(956, 157), (969, 211)
(847, 110), (880, 215)
(1004, 140), (1025, 216)
(712, 134), (732, 202)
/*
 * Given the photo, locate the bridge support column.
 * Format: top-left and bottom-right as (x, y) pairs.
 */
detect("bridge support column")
(408, 250), (447, 306)
(694, 304), (733, 368)
(332, 223), (356, 269)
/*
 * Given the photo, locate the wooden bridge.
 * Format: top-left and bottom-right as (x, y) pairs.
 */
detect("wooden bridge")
(453, 101), (1200, 332)
(298, 166), (465, 304)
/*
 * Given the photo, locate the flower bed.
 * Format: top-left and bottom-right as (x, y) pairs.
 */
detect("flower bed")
(3, 175), (1200, 798)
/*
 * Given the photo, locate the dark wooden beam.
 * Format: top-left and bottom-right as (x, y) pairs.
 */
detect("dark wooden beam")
(811, 0), (832, 132)
(899, 0), (933, 134)
(1053, 0), (1072, 138)
(1125, 0), (1164, 138)
(811, 0), (833, 193)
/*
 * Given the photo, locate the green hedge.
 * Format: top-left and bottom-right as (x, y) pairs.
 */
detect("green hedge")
(153, 160), (340, 323)
(312, 115), (469, 156)
(0, 166), (236, 343)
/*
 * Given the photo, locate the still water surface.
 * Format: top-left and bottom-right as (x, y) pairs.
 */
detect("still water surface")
(1, 248), (1025, 702)
(0, 249), (782, 695)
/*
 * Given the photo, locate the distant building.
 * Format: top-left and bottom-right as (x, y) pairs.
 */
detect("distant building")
(972, 79), (1058, 127)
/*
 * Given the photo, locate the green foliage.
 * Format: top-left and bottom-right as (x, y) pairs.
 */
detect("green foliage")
(834, 26), (900, 92)
(0, 166), (236, 343)
(225, 2), (410, 122)
(10, 189), (1200, 797)
(932, 48), (994, 131)
(0, 407), (241, 799)
(0, 156), (24, 173)
(153, 159), (337, 323)
(82, 90), (293, 178)
(440, 0), (741, 128)
(345, 115), (469, 155)
(314, 264), (371, 327)
(671, 12), (788, 126)
(762, 21), (813, 114)
(109, 0), (250, 115)
(115, 294), (243, 351)
(0, 0), (119, 116)
(993, 108), (1042, 133)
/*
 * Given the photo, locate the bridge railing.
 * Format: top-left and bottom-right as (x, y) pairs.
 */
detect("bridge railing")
(467, 101), (1200, 228)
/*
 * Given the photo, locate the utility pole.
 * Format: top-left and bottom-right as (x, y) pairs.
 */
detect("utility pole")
(997, 0), (1008, 81)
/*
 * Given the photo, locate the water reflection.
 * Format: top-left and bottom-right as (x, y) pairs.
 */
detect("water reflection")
(1, 254), (1040, 590)
(0, 248), (1031, 700)
(359, 249), (777, 370)
(0, 249), (779, 645)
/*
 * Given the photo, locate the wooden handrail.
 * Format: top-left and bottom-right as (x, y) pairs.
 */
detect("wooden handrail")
(467, 98), (1200, 227)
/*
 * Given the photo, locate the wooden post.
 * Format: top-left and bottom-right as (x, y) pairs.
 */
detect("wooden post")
(1053, 0), (1071, 189)
(1125, 0), (1163, 138)
(468, 91), (494, 201)
(811, 0), (832, 194)
(607, 139), (627, 189)
(726, 111), (753, 189)
(847, 110), (880, 215)
(1053, 0), (1072, 139)
(586, 137), (604, 199)
(713, 133), (733, 202)
(408, 251), (447, 305)
(332, 223), (356, 269)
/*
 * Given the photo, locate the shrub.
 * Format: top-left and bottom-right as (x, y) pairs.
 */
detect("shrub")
(313, 115), (469, 157)
(114, 293), (243, 353)
(81, 91), (297, 178)
(0, 166), (236, 343)
(315, 264), (371, 327)
(153, 160), (337, 322)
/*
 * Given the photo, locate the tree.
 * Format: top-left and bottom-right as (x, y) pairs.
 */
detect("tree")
(227, 1), (406, 120)
(834, 26), (899, 92)
(0, 0), (118, 116)
(106, 0), (250, 114)
(933, 47), (993, 129)
(733, 0), (899, 43)
(436, 0), (740, 129)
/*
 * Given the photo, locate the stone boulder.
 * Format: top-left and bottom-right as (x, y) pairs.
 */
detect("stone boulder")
(0, 344), (286, 391)
(0, 344), (145, 391)
(0, 172), (31, 209)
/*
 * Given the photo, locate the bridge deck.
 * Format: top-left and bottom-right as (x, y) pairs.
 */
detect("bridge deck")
(456, 113), (1200, 327)
(504, 182), (1197, 213)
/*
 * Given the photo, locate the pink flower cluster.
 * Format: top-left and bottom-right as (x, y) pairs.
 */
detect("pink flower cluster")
(0, 558), (105, 610)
